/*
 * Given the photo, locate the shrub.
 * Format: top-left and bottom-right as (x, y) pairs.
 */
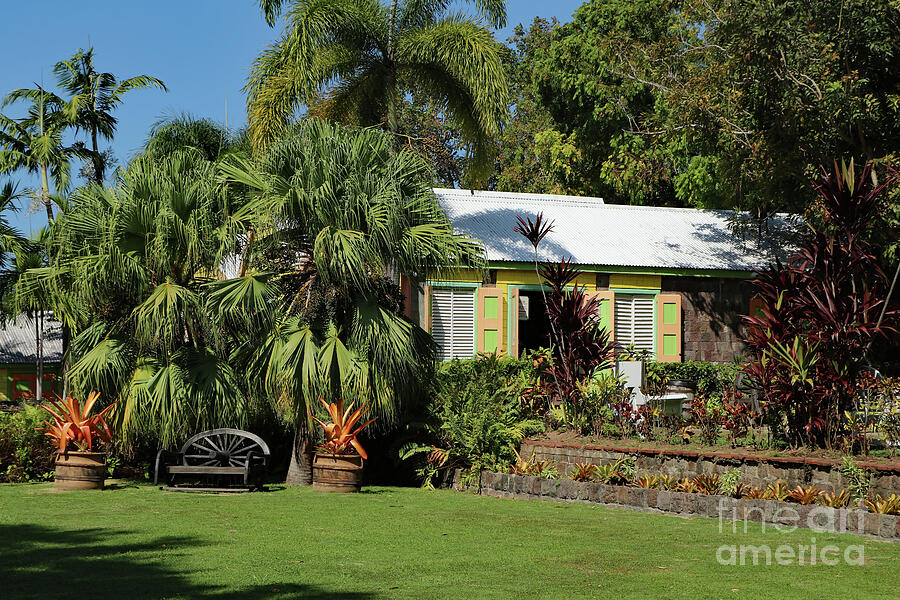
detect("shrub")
(645, 360), (740, 398)
(399, 355), (544, 483)
(743, 162), (900, 448)
(839, 457), (871, 505)
(0, 405), (56, 482)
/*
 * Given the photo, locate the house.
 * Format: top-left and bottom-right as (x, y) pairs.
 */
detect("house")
(404, 189), (793, 364)
(0, 315), (62, 403)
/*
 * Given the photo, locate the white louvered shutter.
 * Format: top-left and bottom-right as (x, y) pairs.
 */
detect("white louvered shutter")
(431, 289), (476, 360)
(615, 294), (655, 357)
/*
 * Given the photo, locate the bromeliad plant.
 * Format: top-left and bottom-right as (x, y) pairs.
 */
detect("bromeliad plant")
(310, 397), (376, 459)
(40, 392), (114, 453)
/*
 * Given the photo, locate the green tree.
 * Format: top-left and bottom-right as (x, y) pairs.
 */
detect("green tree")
(0, 183), (47, 400)
(0, 87), (82, 221)
(246, 0), (509, 184)
(41, 147), (259, 446)
(524, 0), (900, 213)
(221, 119), (483, 484)
(53, 47), (166, 183)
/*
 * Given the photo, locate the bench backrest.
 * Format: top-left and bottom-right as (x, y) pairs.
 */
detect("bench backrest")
(179, 428), (270, 467)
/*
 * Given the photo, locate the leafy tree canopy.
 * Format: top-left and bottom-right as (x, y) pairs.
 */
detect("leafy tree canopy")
(498, 0), (900, 216)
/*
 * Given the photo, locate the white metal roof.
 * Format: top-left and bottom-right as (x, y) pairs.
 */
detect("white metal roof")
(434, 188), (793, 272)
(0, 315), (63, 364)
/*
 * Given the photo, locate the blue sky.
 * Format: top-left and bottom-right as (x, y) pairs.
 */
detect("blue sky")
(0, 0), (584, 234)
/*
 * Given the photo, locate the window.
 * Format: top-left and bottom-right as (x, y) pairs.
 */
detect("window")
(431, 288), (475, 360)
(615, 293), (655, 356)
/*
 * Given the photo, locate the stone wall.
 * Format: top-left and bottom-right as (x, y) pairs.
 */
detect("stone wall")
(466, 471), (900, 541)
(662, 276), (752, 362)
(520, 441), (900, 497)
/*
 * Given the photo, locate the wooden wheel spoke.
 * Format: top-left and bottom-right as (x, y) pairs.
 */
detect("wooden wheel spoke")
(194, 441), (218, 454)
(224, 435), (242, 453)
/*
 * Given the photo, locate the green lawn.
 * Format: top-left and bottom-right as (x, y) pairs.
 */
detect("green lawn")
(1, 483), (897, 599)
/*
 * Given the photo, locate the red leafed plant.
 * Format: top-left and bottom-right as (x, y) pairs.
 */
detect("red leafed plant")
(310, 397), (376, 459)
(742, 160), (900, 448)
(40, 391), (114, 453)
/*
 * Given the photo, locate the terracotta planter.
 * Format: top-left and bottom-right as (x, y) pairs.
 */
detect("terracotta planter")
(312, 453), (364, 492)
(54, 451), (107, 491)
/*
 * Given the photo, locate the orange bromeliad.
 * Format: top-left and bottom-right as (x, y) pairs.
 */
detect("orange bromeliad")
(40, 391), (115, 453)
(310, 397), (376, 459)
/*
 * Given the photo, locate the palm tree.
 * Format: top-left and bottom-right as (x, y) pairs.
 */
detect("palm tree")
(247, 0), (509, 184)
(54, 47), (166, 182)
(0, 87), (82, 221)
(0, 182), (47, 400)
(220, 120), (483, 483)
(42, 148), (259, 446)
(144, 113), (248, 162)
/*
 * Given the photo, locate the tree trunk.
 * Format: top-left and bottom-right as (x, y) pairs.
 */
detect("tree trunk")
(285, 431), (314, 486)
(61, 324), (71, 400)
(35, 311), (43, 402)
(40, 164), (53, 222)
(91, 127), (104, 183)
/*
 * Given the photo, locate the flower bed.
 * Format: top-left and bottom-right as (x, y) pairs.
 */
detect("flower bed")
(461, 471), (900, 541)
(520, 439), (900, 497)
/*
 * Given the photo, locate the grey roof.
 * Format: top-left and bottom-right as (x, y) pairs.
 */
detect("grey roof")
(0, 315), (63, 364)
(434, 188), (795, 272)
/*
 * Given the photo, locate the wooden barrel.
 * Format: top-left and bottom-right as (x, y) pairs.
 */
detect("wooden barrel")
(312, 453), (363, 492)
(54, 452), (107, 490)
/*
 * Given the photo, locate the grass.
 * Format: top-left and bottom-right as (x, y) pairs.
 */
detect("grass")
(1, 482), (898, 599)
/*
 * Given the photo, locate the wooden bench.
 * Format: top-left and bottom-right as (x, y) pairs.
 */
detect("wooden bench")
(154, 428), (270, 491)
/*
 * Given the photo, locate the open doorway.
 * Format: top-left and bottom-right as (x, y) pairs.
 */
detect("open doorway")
(517, 290), (552, 355)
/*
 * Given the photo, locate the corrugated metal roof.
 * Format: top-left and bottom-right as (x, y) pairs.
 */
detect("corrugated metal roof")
(0, 315), (63, 364)
(434, 188), (794, 271)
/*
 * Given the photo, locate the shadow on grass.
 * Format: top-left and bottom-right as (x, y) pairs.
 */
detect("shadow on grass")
(0, 524), (377, 600)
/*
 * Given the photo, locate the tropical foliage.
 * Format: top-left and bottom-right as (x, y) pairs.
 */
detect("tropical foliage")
(36, 146), (260, 446)
(496, 0), (900, 217)
(743, 161), (900, 447)
(247, 0), (509, 183)
(310, 397), (375, 458)
(222, 120), (482, 426)
(0, 86), (82, 221)
(40, 391), (114, 453)
(53, 47), (166, 182)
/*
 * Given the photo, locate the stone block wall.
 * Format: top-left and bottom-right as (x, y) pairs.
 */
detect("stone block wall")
(465, 471), (900, 541)
(662, 276), (752, 363)
(520, 441), (900, 497)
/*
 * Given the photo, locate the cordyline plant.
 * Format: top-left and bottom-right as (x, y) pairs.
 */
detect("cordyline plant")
(310, 397), (376, 459)
(40, 391), (114, 453)
(743, 160), (900, 448)
(514, 211), (617, 423)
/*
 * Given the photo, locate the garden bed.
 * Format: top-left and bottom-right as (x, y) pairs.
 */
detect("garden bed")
(521, 437), (900, 497)
(465, 471), (900, 541)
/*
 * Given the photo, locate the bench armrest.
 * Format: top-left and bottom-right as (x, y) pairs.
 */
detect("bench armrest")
(153, 449), (180, 485)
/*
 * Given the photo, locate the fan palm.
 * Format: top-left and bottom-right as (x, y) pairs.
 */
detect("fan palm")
(247, 0), (509, 184)
(54, 47), (166, 182)
(144, 113), (248, 162)
(0, 87), (82, 221)
(41, 148), (260, 446)
(220, 119), (483, 483)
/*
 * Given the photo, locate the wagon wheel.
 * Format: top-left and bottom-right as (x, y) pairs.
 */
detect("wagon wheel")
(180, 428), (269, 467)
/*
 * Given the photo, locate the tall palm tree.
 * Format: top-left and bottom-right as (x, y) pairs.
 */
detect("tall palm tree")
(0, 183), (47, 400)
(220, 119), (483, 483)
(0, 87), (82, 221)
(247, 0), (509, 184)
(54, 47), (166, 183)
(41, 148), (259, 446)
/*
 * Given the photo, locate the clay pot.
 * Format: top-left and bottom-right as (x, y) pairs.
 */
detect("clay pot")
(311, 453), (363, 492)
(54, 451), (107, 490)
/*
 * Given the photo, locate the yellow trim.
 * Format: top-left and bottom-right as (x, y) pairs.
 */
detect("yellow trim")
(609, 273), (661, 290)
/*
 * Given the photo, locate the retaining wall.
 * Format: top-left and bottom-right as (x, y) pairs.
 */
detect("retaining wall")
(520, 440), (900, 497)
(466, 471), (900, 541)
